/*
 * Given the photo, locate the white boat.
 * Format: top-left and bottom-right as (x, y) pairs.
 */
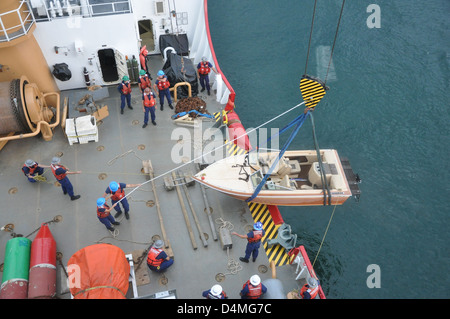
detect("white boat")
(194, 149), (355, 206)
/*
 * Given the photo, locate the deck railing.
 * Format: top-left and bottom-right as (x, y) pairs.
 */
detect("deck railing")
(30, 0), (132, 22)
(0, 1), (35, 43)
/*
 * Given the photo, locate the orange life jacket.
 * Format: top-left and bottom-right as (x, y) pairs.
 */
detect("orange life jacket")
(143, 93), (156, 107)
(139, 76), (151, 90)
(97, 204), (110, 219)
(300, 283), (319, 299)
(156, 78), (170, 91)
(147, 247), (163, 267)
(22, 164), (38, 175)
(248, 230), (263, 243)
(109, 185), (125, 201)
(121, 82), (131, 94)
(51, 164), (67, 180)
(243, 280), (263, 299)
(198, 61), (211, 75)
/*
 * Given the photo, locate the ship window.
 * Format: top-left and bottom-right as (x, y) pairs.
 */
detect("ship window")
(154, 1), (165, 15)
(98, 49), (119, 82)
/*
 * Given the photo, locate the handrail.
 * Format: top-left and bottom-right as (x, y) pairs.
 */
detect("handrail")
(0, 1), (35, 42)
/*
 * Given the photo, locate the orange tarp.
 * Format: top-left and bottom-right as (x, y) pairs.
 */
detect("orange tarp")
(67, 244), (130, 299)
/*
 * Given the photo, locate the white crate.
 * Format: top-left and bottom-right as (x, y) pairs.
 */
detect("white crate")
(65, 115), (99, 145)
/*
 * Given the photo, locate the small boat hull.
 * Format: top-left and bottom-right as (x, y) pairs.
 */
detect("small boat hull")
(194, 149), (353, 206)
(193, 178), (351, 206)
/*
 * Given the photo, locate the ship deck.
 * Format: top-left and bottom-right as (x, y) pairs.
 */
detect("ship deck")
(0, 55), (302, 299)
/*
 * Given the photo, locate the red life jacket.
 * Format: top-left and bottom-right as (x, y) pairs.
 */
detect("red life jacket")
(143, 93), (156, 107)
(139, 76), (151, 90)
(97, 204), (110, 219)
(51, 164), (67, 180)
(121, 82), (132, 94)
(248, 230), (263, 243)
(243, 280), (263, 299)
(109, 185), (125, 201)
(198, 61), (211, 75)
(22, 163), (38, 175)
(156, 78), (170, 91)
(300, 283), (319, 299)
(147, 247), (163, 267)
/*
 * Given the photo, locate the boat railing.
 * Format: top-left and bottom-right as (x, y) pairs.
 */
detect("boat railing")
(0, 1), (35, 43)
(29, 0), (132, 22)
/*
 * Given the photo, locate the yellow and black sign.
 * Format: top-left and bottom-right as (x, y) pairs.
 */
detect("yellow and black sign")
(299, 75), (327, 109)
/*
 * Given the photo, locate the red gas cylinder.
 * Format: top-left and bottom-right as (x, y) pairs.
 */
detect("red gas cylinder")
(27, 223), (57, 299)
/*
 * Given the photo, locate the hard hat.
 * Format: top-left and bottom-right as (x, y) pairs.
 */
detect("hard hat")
(201, 56), (207, 62)
(157, 70), (164, 76)
(153, 239), (164, 248)
(97, 197), (105, 207)
(253, 222), (263, 231)
(144, 87), (150, 93)
(122, 75), (130, 81)
(307, 277), (318, 288)
(250, 275), (261, 286)
(139, 70), (146, 75)
(51, 156), (61, 164)
(109, 181), (119, 192)
(25, 159), (35, 167)
(211, 284), (222, 296)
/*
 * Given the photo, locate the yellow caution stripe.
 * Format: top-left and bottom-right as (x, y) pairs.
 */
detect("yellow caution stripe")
(213, 111), (222, 122)
(247, 202), (290, 267)
(299, 75), (327, 109)
(224, 140), (248, 157)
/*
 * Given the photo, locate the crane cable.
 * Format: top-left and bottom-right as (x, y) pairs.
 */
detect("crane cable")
(302, 0), (346, 268)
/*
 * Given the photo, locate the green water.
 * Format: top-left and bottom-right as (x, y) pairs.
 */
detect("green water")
(208, 0), (450, 298)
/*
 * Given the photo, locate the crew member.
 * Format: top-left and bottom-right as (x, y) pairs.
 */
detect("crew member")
(50, 157), (81, 201)
(240, 275), (267, 299)
(232, 221), (265, 263)
(142, 87), (157, 128)
(146, 240), (174, 273)
(22, 159), (49, 183)
(300, 277), (320, 299)
(153, 70), (173, 111)
(103, 181), (141, 220)
(117, 75), (133, 114)
(202, 284), (228, 299)
(139, 45), (152, 79)
(96, 197), (120, 232)
(138, 69), (152, 93)
(197, 56), (217, 96)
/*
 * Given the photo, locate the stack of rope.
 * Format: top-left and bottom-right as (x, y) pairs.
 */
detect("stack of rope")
(174, 97), (210, 118)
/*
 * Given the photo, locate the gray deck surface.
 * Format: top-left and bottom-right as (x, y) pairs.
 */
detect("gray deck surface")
(0, 55), (300, 299)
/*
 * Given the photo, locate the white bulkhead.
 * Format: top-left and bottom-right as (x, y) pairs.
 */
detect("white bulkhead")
(29, 0), (203, 90)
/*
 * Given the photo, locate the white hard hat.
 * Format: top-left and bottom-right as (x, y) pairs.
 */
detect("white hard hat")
(25, 159), (36, 167)
(51, 156), (61, 164)
(250, 275), (260, 286)
(308, 277), (318, 288)
(211, 284), (222, 296)
(153, 240), (164, 248)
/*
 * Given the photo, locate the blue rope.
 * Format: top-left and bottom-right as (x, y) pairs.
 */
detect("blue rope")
(245, 111), (310, 202)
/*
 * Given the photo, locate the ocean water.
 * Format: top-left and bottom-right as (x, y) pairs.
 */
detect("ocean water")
(208, 0), (450, 298)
